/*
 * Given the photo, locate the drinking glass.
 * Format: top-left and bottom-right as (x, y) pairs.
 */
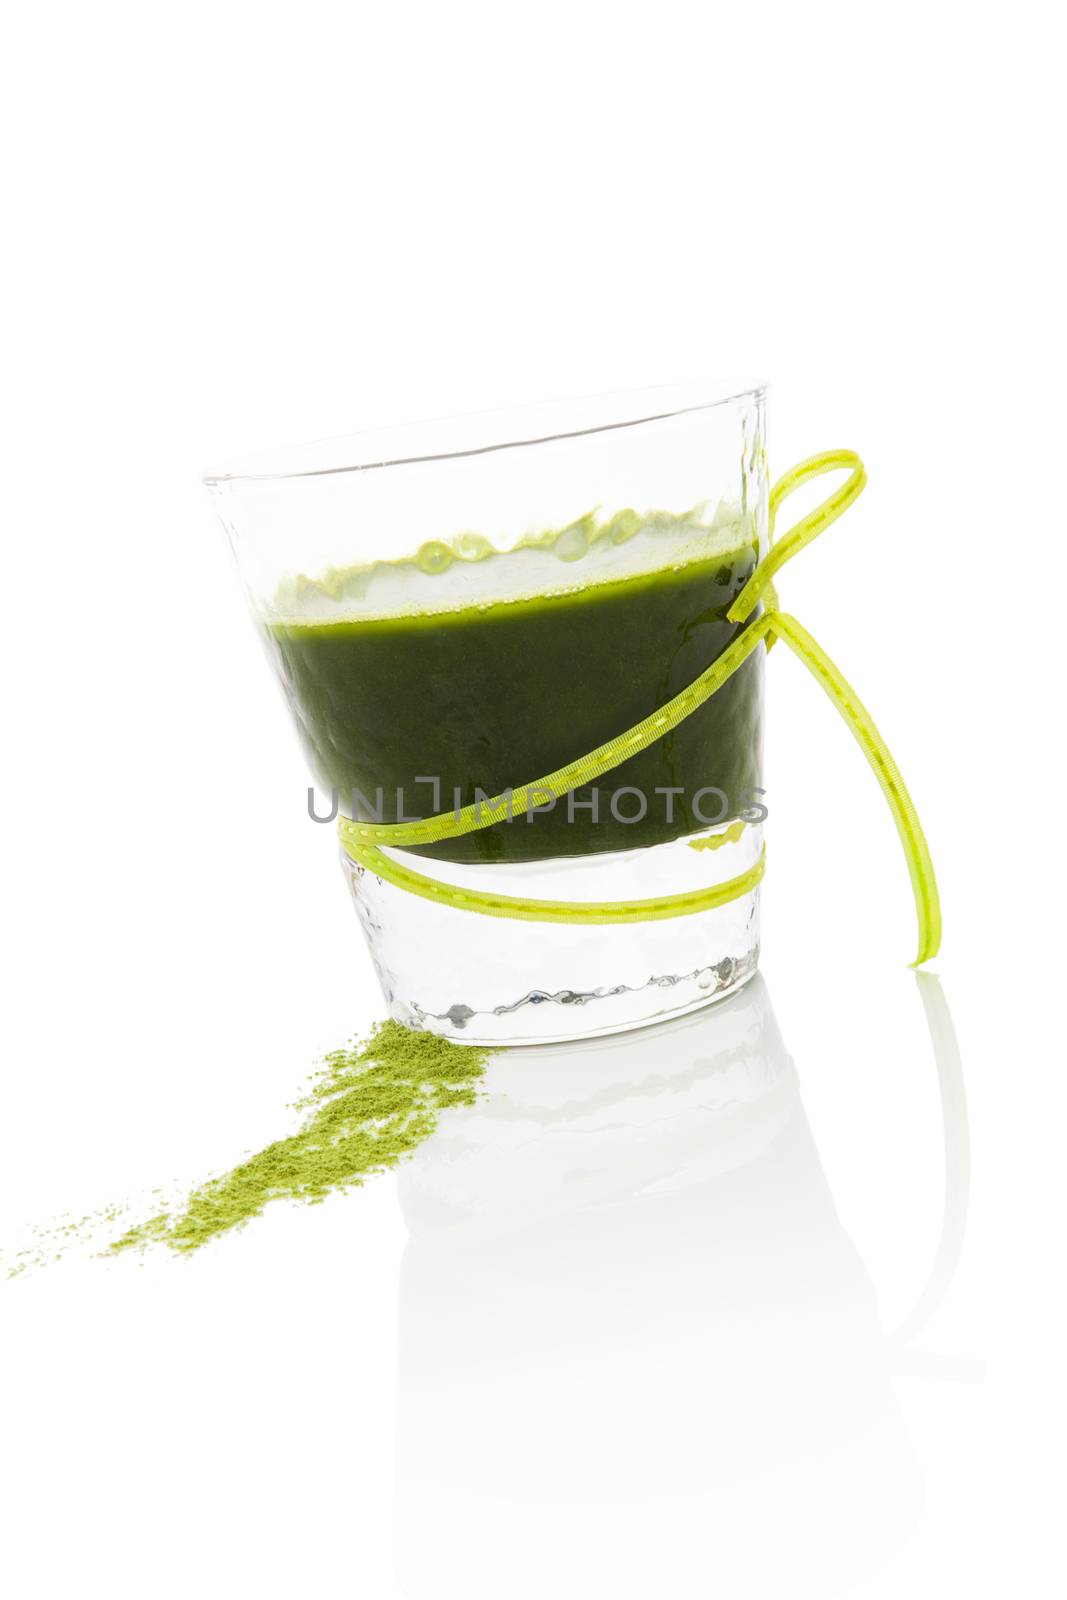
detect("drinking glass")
(205, 382), (769, 1044)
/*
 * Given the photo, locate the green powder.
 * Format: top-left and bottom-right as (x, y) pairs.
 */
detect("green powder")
(108, 1021), (492, 1257)
(5, 1022), (491, 1274)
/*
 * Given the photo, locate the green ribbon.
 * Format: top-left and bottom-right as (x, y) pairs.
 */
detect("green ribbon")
(339, 451), (942, 966)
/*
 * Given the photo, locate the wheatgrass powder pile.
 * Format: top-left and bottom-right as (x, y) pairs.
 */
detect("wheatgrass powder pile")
(4, 1022), (492, 1274)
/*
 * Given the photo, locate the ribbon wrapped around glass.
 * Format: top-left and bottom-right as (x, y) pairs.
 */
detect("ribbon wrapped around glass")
(205, 383), (939, 1045)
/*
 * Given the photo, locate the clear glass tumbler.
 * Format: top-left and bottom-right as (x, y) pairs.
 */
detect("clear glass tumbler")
(205, 382), (769, 1045)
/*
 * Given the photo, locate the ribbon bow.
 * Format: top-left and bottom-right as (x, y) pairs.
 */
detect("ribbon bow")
(339, 452), (941, 967)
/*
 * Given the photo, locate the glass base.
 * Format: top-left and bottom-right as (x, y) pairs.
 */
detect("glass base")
(342, 828), (762, 1046)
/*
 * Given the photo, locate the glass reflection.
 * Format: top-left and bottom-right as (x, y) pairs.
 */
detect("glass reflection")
(393, 974), (968, 1599)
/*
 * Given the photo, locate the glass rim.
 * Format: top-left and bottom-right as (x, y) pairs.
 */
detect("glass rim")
(201, 378), (767, 486)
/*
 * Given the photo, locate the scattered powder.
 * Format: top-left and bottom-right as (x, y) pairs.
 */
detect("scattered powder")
(4, 1022), (492, 1274)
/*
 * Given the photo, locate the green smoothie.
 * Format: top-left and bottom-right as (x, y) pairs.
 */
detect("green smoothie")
(265, 514), (763, 865)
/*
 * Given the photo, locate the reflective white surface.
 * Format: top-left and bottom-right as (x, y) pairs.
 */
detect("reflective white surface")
(3, 943), (1062, 1597)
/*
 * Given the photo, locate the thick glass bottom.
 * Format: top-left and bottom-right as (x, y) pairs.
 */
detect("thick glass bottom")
(342, 827), (762, 1046)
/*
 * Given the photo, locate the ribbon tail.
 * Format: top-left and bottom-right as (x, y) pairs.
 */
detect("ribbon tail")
(770, 611), (942, 966)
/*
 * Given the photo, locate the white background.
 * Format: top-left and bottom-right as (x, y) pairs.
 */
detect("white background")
(1, 3), (1064, 1596)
